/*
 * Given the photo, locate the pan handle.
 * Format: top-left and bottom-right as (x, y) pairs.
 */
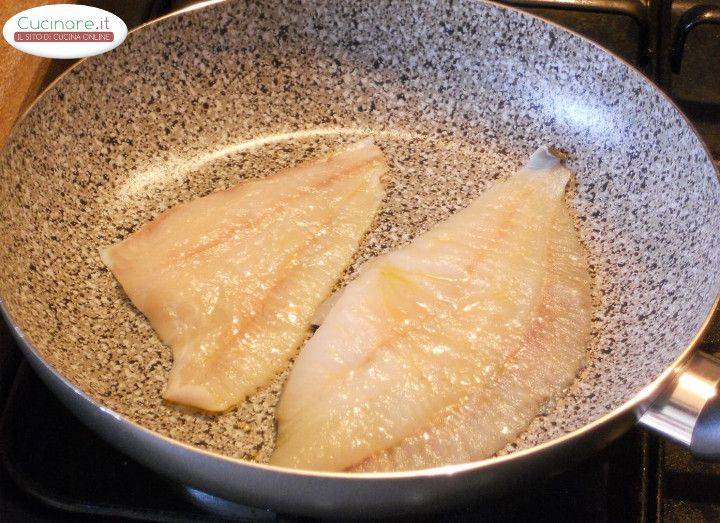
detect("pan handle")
(639, 351), (720, 459)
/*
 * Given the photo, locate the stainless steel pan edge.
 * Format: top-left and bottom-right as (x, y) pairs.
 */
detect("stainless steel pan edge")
(1, 0), (720, 516)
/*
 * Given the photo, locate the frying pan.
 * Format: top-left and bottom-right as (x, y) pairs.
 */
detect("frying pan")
(2, 0), (720, 517)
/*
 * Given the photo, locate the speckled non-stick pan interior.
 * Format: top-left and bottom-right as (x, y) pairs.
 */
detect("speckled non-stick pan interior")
(1, 0), (719, 465)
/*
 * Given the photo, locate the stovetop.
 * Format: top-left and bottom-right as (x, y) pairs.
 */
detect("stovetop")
(2, 0), (720, 521)
(3, 330), (720, 522)
(0, 358), (653, 522)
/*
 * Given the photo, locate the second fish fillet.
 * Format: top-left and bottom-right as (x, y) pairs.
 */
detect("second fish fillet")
(101, 140), (386, 412)
(272, 147), (592, 471)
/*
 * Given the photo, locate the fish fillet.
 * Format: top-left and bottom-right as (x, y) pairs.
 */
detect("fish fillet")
(272, 148), (592, 471)
(101, 140), (386, 412)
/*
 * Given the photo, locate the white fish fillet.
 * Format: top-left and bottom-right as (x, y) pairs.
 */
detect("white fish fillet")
(272, 148), (592, 471)
(101, 140), (386, 412)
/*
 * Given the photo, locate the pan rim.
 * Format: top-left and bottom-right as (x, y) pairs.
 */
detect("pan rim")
(2, 0), (719, 481)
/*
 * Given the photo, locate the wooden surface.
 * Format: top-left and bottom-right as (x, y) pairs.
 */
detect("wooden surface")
(0, 0), (68, 146)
